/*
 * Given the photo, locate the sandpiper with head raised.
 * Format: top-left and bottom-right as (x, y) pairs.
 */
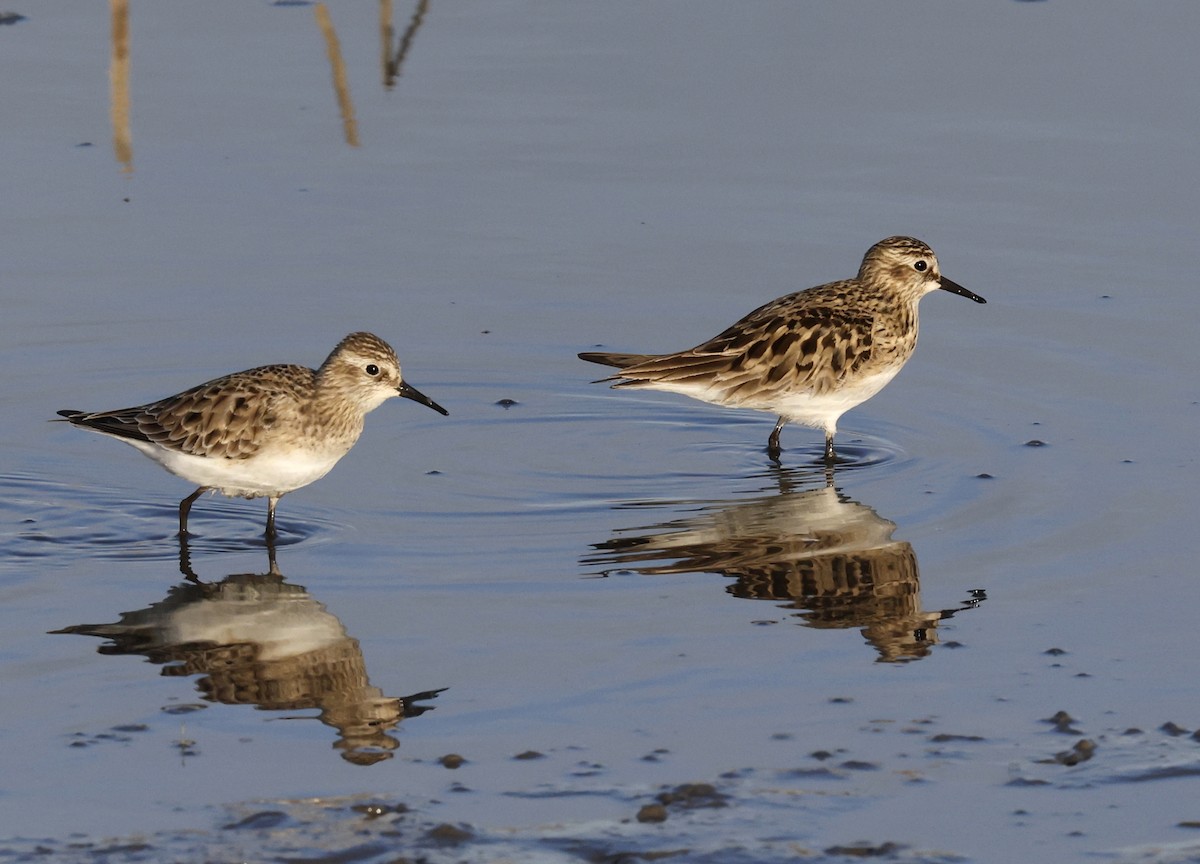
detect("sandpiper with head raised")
(580, 236), (985, 461)
(58, 332), (448, 538)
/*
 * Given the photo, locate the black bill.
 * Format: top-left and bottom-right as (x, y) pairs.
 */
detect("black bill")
(398, 381), (449, 415)
(938, 276), (987, 304)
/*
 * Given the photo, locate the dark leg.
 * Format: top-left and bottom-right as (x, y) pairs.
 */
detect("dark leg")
(179, 487), (208, 537)
(265, 496), (279, 540)
(823, 432), (836, 463)
(768, 417), (786, 459)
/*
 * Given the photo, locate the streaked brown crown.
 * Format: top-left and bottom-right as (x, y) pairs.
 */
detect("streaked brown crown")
(321, 332), (401, 371)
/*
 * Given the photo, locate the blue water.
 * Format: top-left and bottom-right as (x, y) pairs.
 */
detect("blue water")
(2, 2), (1199, 861)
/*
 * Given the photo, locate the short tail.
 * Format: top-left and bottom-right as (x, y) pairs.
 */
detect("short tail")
(578, 351), (654, 370)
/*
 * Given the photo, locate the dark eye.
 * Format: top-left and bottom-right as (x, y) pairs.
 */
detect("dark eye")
(365, 364), (380, 376)
(913, 260), (928, 272)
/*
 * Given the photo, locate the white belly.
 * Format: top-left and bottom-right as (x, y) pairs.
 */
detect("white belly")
(124, 439), (347, 499)
(769, 367), (902, 432)
(653, 366), (903, 434)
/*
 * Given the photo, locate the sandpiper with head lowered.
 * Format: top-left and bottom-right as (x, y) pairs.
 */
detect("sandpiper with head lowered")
(580, 236), (985, 461)
(58, 332), (448, 538)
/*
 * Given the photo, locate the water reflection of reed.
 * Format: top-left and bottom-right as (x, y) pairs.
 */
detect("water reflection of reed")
(102, 0), (433, 168)
(52, 545), (444, 765)
(315, 3), (359, 146)
(109, 0), (132, 172)
(381, 0), (430, 88)
(584, 476), (984, 663)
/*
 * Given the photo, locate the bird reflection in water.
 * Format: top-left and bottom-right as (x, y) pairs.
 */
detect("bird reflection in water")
(583, 469), (984, 662)
(52, 541), (444, 765)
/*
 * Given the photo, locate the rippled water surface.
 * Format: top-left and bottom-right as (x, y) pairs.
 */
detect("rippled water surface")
(3, 2), (1200, 861)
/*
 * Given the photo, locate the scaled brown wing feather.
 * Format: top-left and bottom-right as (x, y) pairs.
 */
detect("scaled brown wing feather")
(604, 296), (878, 398)
(66, 365), (306, 460)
